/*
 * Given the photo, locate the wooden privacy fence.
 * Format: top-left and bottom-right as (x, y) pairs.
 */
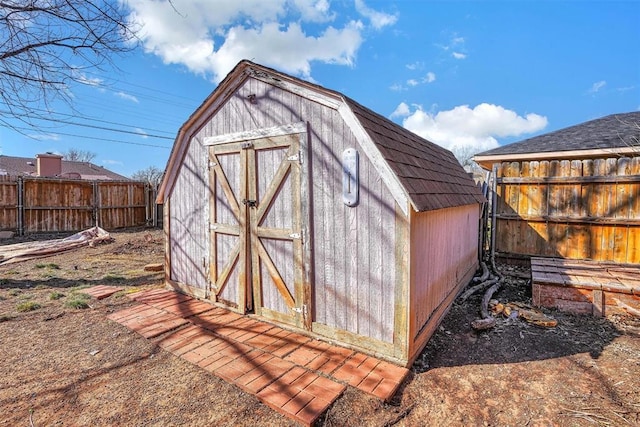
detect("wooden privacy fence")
(492, 156), (640, 264)
(0, 176), (161, 234)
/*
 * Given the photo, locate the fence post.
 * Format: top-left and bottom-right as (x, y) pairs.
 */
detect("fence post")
(93, 181), (99, 228)
(17, 176), (24, 236)
(490, 164), (498, 262)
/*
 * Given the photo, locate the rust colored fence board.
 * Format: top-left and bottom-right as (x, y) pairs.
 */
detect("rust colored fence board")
(0, 176), (18, 231)
(494, 157), (640, 264)
(0, 176), (159, 234)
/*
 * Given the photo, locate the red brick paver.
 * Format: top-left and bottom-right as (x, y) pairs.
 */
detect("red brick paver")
(83, 285), (123, 300)
(109, 289), (409, 426)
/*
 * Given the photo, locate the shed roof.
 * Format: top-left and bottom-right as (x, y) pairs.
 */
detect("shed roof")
(158, 60), (484, 213)
(474, 111), (640, 169)
(0, 155), (130, 180)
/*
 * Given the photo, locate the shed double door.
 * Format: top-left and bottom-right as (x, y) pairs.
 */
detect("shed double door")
(208, 133), (309, 329)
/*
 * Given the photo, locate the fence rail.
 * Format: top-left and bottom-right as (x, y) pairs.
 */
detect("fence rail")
(492, 157), (640, 264)
(0, 176), (161, 234)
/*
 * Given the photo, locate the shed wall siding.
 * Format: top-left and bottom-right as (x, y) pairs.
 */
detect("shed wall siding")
(168, 146), (208, 290)
(169, 77), (397, 342)
(411, 204), (479, 336)
(309, 103), (396, 344)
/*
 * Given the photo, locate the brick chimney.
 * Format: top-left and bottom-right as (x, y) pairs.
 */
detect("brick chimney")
(36, 153), (63, 177)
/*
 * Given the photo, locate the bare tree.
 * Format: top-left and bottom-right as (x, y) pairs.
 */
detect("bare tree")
(0, 1), (137, 128)
(131, 165), (164, 187)
(450, 145), (482, 170)
(63, 148), (96, 162)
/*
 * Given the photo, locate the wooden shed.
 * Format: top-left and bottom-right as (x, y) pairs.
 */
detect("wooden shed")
(474, 112), (640, 264)
(157, 60), (484, 366)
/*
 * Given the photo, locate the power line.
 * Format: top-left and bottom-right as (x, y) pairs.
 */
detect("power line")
(11, 125), (173, 149)
(0, 110), (175, 140)
(4, 105), (178, 136)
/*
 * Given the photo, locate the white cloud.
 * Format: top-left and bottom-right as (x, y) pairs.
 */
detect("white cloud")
(115, 91), (139, 103)
(27, 133), (60, 141)
(125, 0), (393, 82)
(436, 32), (468, 59)
(589, 80), (606, 93)
(134, 128), (149, 138)
(424, 72), (436, 83)
(393, 103), (548, 152)
(405, 61), (424, 70)
(354, 0), (397, 30)
(616, 85), (636, 92)
(389, 83), (406, 92)
(390, 102), (410, 118)
(407, 79), (419, 87)
(75, 73), (103, 87)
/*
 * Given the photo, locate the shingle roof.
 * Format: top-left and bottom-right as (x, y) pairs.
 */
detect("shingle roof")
(476, 111), (640, 157)
(344, 97), (485, 211)
(158, 60), (485, 212)
(0, 155), (130, 180)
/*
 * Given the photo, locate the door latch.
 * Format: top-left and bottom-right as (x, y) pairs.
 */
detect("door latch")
(242, 199), (257, 208)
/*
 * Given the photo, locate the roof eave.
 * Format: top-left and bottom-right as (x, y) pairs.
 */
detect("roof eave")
(474, 146), (640, 170)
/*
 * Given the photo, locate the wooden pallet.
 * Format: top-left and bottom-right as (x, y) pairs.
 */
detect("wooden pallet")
(531, 257), (640, 317)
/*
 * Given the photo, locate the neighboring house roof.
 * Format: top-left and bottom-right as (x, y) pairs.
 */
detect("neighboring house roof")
(474, 112), (640, 169)
(0, 155), (130, 180)
(158, 60), (484, 213)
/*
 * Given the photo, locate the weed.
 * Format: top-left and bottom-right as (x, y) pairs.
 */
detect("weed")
(65, 299), (89, 309)
(0, 315), (12, 322)
(34, 284), (48, 290)
(69, 284), (90, 292)
(35, 263), (60, 269)
(65, 292), (91, 309)
(49, 291), (65, 300)
(8, 289), (21, 296)
(16, 301), (41, 312)
(19, 293), (33, 300)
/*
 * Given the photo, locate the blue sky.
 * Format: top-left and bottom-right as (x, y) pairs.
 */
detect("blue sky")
(0, 0), (638, 177)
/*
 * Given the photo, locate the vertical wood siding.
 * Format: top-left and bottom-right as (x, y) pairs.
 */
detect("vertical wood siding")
(169, 147), (208, 290)
(214, 152), (242, 305)
(168, 77), (397, 343)
(256, 146), (295, 315)
(0, 176), (18, 230)
(308, 103), (396, 343)
(97, 182), (146, 229)
(0, 177), (148, 233)
(411, 204), (480, 336)
(495, 157), (640, 263)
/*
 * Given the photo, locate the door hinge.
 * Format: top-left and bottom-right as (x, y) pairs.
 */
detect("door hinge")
(289, 232), (301, 240)
(242, 199), (257, 208)
(241, 141), (253, 149)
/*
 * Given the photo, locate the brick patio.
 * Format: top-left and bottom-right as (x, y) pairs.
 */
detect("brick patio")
(102, 288), (409, 426)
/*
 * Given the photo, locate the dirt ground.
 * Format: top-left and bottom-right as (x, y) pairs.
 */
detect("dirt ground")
(0, 229), (639, 426)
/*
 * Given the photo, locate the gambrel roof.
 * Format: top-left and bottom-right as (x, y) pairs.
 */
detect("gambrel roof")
(158, 60), (484, 213)
(474, 112), (640, 169)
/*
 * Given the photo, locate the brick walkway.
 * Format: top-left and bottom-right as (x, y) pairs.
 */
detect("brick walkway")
(106, 289), (409, 426)
(82, 285), (123, 300)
